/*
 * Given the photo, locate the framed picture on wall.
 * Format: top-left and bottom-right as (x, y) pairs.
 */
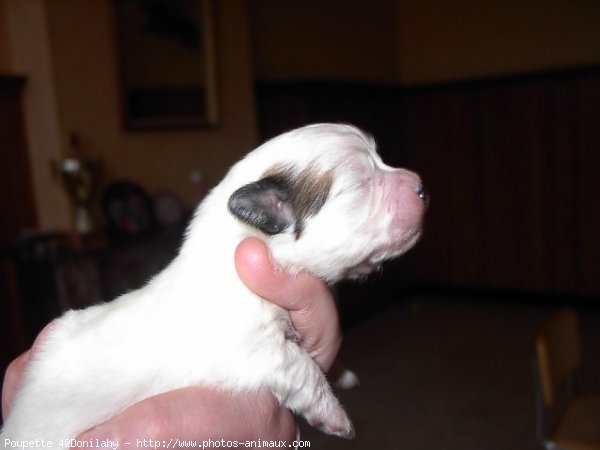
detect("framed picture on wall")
(115, 0), (219, 130)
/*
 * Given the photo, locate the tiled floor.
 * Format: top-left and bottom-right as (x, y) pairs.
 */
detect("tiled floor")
(299, 292), (600, 450)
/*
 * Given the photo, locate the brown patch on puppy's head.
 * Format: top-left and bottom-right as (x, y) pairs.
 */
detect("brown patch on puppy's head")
(228, 163), (333, 238)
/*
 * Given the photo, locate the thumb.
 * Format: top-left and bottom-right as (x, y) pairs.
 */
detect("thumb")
(234, 237), (342, 371)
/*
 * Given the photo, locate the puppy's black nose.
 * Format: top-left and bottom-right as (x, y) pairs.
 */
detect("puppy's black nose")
(416, 183), (428, 203)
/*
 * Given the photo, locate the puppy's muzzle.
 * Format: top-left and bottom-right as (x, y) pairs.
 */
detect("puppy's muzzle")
(415, 183), (428, 204)
(397, 168), (428, 206)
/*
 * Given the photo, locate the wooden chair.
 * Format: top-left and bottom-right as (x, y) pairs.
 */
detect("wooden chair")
(534, 308), (600, 450)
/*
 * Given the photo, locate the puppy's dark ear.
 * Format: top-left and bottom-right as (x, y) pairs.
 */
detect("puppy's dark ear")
(228, 177), (294, 235)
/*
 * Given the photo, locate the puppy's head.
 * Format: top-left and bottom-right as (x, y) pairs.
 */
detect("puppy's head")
(227, 124), (426, 282)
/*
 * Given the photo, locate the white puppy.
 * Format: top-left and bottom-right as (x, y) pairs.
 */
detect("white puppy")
(1, 124), (426, 445)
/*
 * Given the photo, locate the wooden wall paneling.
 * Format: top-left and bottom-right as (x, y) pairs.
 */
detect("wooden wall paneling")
(0, 77), (36, 241)
(477, 82), (537, 291)
(397, 72), (600, 295)
(255, 68), (600, 295)
(438, 88), (487, 287)
(0, 76), (37, 376)
(522, 82), (551, 292)
(546, 77), (581, 292)
(398, 87), (488, 287)
(255, 83), (312, 139)
(395, 90), (451, 283)
(573, 74), (600, 293)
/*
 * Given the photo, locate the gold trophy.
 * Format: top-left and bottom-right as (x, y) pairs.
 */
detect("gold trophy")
(54, 157), (102, 235)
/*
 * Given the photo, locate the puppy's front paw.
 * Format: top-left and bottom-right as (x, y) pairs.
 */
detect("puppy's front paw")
(306, 399), (355, 439)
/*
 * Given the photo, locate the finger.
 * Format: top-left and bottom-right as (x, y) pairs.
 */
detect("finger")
(235, 237), (342, 371)
(234, 237), (330, 311)
(76, 388), (296, 443)
(2, 350), (31, 417)
(289, 293), (342, 372)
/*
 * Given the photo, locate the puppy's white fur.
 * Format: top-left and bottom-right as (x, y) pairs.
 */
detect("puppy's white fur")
(1, 124), (425, 444)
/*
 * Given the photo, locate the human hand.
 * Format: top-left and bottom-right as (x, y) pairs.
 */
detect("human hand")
(234, 237), (341, 372)
(2, 237), (341, 443)
(3, 359), (294, 442)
